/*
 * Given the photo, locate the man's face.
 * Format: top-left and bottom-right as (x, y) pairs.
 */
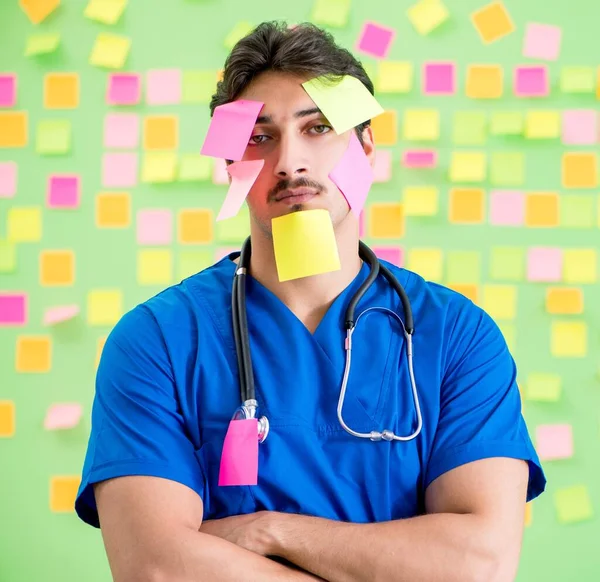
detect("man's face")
(231, 70), (375, 239)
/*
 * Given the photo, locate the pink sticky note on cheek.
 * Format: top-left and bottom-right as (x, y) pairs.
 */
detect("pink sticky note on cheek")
(218, 419), (259, 486)
(217, 159), (264, 221)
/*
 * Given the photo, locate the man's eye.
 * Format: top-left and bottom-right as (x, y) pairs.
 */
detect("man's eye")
(310, 124), (332, 134)
(249, 134), (269, 145)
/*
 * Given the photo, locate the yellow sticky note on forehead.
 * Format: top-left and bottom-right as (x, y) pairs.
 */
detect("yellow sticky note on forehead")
(302, 75), (384, 135)
(272, 209), (341, 282)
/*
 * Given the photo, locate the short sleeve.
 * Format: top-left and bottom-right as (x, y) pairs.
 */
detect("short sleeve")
(425, 300), (546, 502)
(75, 305), (205, 528)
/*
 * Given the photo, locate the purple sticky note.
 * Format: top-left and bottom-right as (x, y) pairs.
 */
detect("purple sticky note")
(0, 293), (27, 326)
(373, 246), (404, 267)
(527, 247), (562, 282)
(217, 159), (265, 221)
(0, 74), (17, 108)
(514, 65), (549, 97)
(43, 304), (80, 326)
(373, 149), (392, 183)
(201, 99), (264, 162)
(137, 209), (173, 245)
(146, 69), (182, 105)
(47, 175), (80, 208)
(536, 424), (573, 460)
(329, 132), (374, 216)
(43, 403), (83, 430)
(0, 161), (17, 197)
(402, 150), (438, 168)
(489, 190), (525, 226)
(562, 110), (597, 145)
(106, 73), (141, 105)
(102, 152), (138, 187)
(104, 113), (139, 148)
(218, 419), (259, 486)
(356, 21), (396, 59)
(523, 23), (562, 61)
(423, 62), (455, 95)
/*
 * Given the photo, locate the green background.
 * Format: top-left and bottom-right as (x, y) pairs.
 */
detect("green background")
(1, 0), (599, 580)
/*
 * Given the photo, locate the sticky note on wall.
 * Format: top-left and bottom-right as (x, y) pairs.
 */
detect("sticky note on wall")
(523, 23), (562, 61)
(19, 0), (60, 24)
(466, 65), (503, 99)
(471, 1), (515, 44)
(407, 0), (449, 35)
(551, 321), (587, 357)
(0, 293), (27, 326)
(514, 66), (549, 97)
(403, 109), (440, 141)
(0, 112), (28, 148)
(0, 74), (17, 108)
(355, 21), (396, 59)
(0, 401), (16, 437)
(536, 424), (573, 461)
(554, 485), (594, 524)
(525, 373), (562, 402)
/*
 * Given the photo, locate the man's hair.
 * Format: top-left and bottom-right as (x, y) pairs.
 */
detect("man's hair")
(209, 20), (374, 146)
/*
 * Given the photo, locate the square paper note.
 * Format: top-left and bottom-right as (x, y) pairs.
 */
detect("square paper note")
(356, 21), (396, 59)
(523, 23), (562, 60)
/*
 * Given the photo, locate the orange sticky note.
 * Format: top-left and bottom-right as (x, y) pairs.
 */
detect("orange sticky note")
(525, 192), (559, 227)
(449, 188), (485, 223)
(39, 250), (75, 286)
(562, 152), (597, 188)
(466, 65), (503, 99)
(471, 1), (515, 44)
(0, 401), (16, 437)
(0, 112), (28, 148)
(371, 110), (397, 146)
(50, 476), (80, 512)
(143, 115), (178, 150)
(448, 283), (479, 304)
(44, 73), (79, 109)
(19, 0), (60, 24)
(95, 336), (107, 368)
(546, 288), (583, 315)
(96, 192), (131, 227)
(369, 203), (405, 238)
(525, 503), (532, 527)
(178, 209), (213, 244)
(16, 335), (52, 372)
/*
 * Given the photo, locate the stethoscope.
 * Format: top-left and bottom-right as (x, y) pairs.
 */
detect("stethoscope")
(230, 235), (423, 444)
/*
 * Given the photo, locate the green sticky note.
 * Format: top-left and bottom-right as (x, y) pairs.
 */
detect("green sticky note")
(452, 111), (487, 145)
(0, 240), (16, 273)
(84, 0), (128, 25)
(178, 154), (212, 182)
(224, 21), (254, 50)
(525, 373), (562, 402)
(560, 66), (595, 93)
(141, 152), (177, 183)
(446, 251), (481, 284)
(490, 111), (523, 136)
(497, 322), (516, 353)
(216, 206), (250, 243)
(490, 152), (525, 186)
(178, 250), (213, 280)
(182, 71), (218, 104)
(303, 75), (384, 135)
(25, 32), (60, 56)
(555, 485), (594, 524)
(36, 120), (71, 155)
(560, 195), (596, 228)
(489, 247), (525, 281)
(311, 0), (351, 27)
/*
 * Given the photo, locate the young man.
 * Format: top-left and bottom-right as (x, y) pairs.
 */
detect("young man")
(76, 21), (546, 582)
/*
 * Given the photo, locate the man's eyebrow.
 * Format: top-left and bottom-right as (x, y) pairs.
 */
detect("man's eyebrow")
(255, 107), (325, 125)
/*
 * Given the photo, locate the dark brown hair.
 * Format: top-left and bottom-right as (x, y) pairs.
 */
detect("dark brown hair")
(209, 20), (374, 146)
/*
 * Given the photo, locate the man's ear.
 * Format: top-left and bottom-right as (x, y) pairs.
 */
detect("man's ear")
(360, 126), (376, 168)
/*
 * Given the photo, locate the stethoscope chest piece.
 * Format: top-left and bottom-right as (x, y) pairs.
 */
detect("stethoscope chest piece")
(232, 398), (270, 443)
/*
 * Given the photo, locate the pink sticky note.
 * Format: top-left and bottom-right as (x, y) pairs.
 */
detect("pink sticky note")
(47, 175), (80, 208)
(104, 113), (139, 148)
(402, 150), (438, 168)
(218, 419), (259, 486)
(514, 65), (549, 97)
(213, 157), (230, 184)
(489, 190), (525, 226)
(0, 161), (17, 197)
(102, 152), (138, 187)
(217, 159), (265, 221)
(201, 99), (264, 162)
(527, 247), (562, 282)
(356, 21), (396, 59)
(329, 132), (374, 216)
(43, 304), (80, 326)
(562, 110), (597, 145)
(373, 246), (404, 267)
(44, 403), (83, 430)
(0, 293), (27, 326)
(536, 424), (573, 460)
(373, 149), (392, 183)
(137, 209), (173, 244)
(523, 23), (562, 61)
(146, 69), (182, 105)
(423, 62), (455, 95)
(0, 74), (17, 108)
(106, 73), (141, 105)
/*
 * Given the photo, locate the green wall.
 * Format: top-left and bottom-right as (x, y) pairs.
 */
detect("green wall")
(0, 0), (598, 580)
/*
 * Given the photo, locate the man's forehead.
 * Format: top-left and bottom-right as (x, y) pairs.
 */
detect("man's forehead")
(254, 106), (325, 125)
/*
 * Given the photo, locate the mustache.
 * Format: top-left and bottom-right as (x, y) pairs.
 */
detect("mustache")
(269, 177), (324, 201)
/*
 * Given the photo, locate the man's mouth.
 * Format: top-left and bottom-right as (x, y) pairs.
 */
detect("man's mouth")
(274, 187), (318, 203)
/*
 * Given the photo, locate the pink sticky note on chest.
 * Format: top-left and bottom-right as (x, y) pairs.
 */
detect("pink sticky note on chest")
(217, 159), (264, 221)
(219, 419), (259, 486)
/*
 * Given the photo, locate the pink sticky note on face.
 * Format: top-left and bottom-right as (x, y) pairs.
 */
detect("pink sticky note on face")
(213, 157), (230, 184)
(217, 159), (264, 221)
(514, 66), (549, 97)
(356, 21), (395, 59)
(536, 424), (573, 460)
(489, 190), (525, 226)
(44, 403), (83, 430)
(137, 209), (173, 244)
(523, 23), (562, 61)
(373, 149), (392, 183)
(218, 419), (259, 486)
(0, 161), (17, 197)
(373, 246), (404, 267)
(329, 132), (374, 216)
(0, 293), (27, 326)
(402, 150), (438, 168)
(102, 152), (138, 187)
(527, 247), (562, 282)
(562, 110), (597, 145)
(43, 304), (80, 326)
(423, 62), (455, 95)
(0, 74), (17, 108)
(104, 113), (139, 148)
(146, 69), (182, 105)
(201, 100), (264, 162)
(107, 73), (141, 105)
(47, 175), (80, 208)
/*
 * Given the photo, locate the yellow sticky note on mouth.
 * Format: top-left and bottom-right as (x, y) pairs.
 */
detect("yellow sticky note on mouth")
(272, 209), (341, 282)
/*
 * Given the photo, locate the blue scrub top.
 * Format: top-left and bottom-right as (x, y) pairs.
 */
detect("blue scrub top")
(76, 254), (546, 528)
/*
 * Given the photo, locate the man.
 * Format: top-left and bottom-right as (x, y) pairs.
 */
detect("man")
(76, 20), (546, 582)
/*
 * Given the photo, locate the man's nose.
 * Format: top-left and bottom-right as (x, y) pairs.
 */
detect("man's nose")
(273, 133), (310, 179)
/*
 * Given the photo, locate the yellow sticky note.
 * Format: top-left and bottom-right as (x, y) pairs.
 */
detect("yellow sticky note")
(490, 111), (523, 135)
(50, 476), (80, 513)
(39, 250), (75, 286)
(449, 152), (487, 182)
(525, 192), (559, 227)
(471, 1), (515, 44)
(0, 401), (16, 437)
(562, 152), (597, 189)
(272, 209), (341, 282)
(16, 336), (52, 373)
(137, 249), (173, 285)
(369, 203), (405, 238)
(224, 21), (254, 51)
(482, 285), (517, 320)
(371, 110), (397, 146)
(554, 485), (594, 524)
(7, 207), (42, 242)
(403, 109), (440, 141)
(143, 116), (178, 150)
(19, 0), (60, 24)
(563, 249), (597, 284)
(95, 336), (107, 369)
(89, 33), (131, 69)
(406, 248), (443, 282)
(87, 290), (123, 326)
(141, 152), (178, 183)
(84, 0), (127, 25)
(525, 373), (562, 403)
(546, 288), (584, 315)
(376, 61), (413, 94)
(466, 65), (503, 99)
(525, 503), (533, 527)
(178, 209), (213, 244)
(302, 75), (384, 135)
(551, 321), (587, 357)
(0, 112), (28, 148)
(406, 0), (449, 35)
(44, 73), (79, 109)
(449, 188), (485, 224)
(310, 0), (351, 28)
(403, 186), (438, 216)
(525, 111), (560, 139)
(96, 192), (131, 228)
